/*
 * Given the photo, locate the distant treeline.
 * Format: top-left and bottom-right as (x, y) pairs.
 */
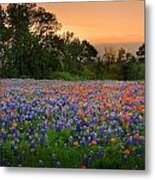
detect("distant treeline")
(0, 4), (145, 80)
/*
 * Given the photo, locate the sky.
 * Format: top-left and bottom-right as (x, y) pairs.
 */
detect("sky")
(1, 1), (144, 44)
(38, 1), (144, 44)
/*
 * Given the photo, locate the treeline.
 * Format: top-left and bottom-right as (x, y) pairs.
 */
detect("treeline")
(0, 3), (145, 80)
(94, 45), (145, 80)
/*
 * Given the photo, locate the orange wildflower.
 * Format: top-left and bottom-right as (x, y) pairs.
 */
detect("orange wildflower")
(90, 140), (97, 146)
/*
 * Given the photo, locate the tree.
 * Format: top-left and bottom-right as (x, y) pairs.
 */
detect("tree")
(103, 47), (116, 63)
(81, 40), (98, 62)
(0, 3), (144, 81)
(32, 7), (61, 36)
(117, 47), (126, 62)
(136, 43), (145, 62)
(0, 5), (11, 77)
(5, 3), (61, 77)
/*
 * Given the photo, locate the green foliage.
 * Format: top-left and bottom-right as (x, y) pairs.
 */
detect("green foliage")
(48, 71), (84, 81)
(136, 43), (145, 62)
(0, 4), (145, 81)
(95, 47), (145, 81)
(81, 68), (96, 80)
(1, 130), (145, 169)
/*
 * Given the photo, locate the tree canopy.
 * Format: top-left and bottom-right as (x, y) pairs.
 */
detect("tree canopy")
(0, 3), (145, 80)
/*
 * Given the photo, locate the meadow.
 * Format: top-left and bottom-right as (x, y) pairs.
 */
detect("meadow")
(0, 79), (145, 169)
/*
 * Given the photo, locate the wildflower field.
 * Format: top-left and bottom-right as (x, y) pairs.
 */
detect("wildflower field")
(0, 79), (145, 169)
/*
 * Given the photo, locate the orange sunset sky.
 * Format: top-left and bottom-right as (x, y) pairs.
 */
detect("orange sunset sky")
(39, 1), (144, 44)
(1, 1), (144, 44)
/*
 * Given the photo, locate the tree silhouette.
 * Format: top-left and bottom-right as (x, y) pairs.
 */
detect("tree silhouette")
(0, 3), (144, 80)
(136, 43), (145, 62)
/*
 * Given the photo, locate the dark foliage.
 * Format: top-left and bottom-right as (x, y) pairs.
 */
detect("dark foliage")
(0, 4), (144, 80)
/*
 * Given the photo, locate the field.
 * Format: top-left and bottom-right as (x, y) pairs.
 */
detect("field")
(0, 79), (145, 169)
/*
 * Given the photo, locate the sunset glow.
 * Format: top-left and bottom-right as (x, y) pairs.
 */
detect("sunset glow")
(1, 1), (144, 44)
(38, 1), (144, 43)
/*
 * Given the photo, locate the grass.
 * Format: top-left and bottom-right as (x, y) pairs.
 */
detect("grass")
(1, 129), (145, 169)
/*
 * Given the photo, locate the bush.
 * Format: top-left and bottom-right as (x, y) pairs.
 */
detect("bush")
(46, 71), (84, 81)
(81, 68), (96, 80)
